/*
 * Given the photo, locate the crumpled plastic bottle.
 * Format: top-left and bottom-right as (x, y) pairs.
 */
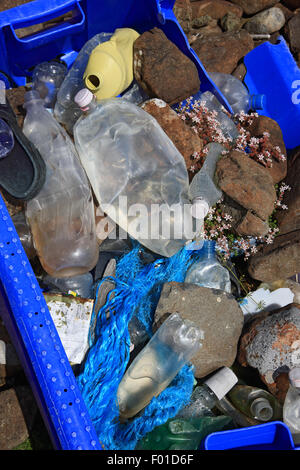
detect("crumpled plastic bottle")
(73, 91), (196, 258)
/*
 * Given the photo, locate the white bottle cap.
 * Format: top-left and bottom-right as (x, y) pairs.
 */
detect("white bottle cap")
(74, 88), (94, 109)
(204, 367), (238, 400)
(191, 197), (210, 220)
(289, 367), (300, 388)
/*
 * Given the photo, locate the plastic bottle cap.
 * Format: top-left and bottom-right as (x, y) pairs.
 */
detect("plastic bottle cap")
(74, 88), (94, 109)
(250, 94), (266, 111)
(204, 367), (238, 400)
(289, 367), (300, 388)
(191, 198), (210, 220)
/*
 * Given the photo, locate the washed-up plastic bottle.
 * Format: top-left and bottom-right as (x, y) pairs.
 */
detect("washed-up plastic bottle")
(228, 385), (283, 422)
(73, 90), (194, 258)
(177, 367), (238, 419)
(209, 72), (266, 115)
(136, 415), (232, 450)
(283, 367), (300, 444)
(42, 272), (94, 299)
(32, 61), (67, 109)
(185, 240), (231, 293)
(117, 313), (203, 420)
(23, 90), (98, 278)
(54, 32), (113, 133)
(11, 212), (36, 260)
(189, 142), (225, 222)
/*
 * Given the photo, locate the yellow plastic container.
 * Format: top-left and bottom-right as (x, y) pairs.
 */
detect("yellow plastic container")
(83, 28), (140, 101)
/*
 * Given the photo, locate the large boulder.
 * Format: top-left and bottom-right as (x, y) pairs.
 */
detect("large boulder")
(229, 0), (278, 16)
(191, 0), (243, 19)
(141, 99), (203, 174)
(192, 30), (254, 74)
(133, 28), (200, 105)
(215, 150), (277, 221)
(248, 230), (300, 282)
(153, 282), (244, 378)
(276, 147), (300, 235)
(238, 305), (300, 403)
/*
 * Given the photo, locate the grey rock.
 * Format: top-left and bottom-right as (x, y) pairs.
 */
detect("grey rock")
(153, 282), (244, 378)
(244, 7), (286, 35)
(220, 12), (242, 32)
(0, 386), (38, 449)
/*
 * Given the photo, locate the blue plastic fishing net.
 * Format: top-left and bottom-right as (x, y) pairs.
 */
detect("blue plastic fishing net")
(77, 241), (203, 450)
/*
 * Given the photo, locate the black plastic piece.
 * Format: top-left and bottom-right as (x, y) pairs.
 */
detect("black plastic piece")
(0, 100), (46, 201)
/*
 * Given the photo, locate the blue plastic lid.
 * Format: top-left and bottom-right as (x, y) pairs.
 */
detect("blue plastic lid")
(250, 94), (266, 111)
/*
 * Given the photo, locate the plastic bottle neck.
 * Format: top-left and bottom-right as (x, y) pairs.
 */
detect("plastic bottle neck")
(201, 240), (217, 259)
(250, 397), (273, 422)
(24, 90), (44, 110)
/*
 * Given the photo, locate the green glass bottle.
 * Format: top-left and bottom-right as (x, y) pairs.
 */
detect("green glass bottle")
(228, 385), (283, 422)
(136, 415), (232, 450)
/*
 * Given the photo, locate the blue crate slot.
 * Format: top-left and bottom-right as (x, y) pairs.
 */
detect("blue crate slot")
(244, 36), (300, 150)
(202, 421), (296, 451)
(0, 193), (102, 450)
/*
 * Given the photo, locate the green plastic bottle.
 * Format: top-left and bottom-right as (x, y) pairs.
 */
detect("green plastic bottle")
(136, 416), (232, 450)
(228, 385), (283, 422)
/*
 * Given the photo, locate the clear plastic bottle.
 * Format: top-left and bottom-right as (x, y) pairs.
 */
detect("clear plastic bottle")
(185, 240), (231, 293)
(32, 61), (67, 109)
(209, 72), (266, 115)
(198, 91), (239, 142)
(23, 90), (99, 278)
(42, 272), (94, 299)
(117, 313), (203, 419)
(228, 385), (283, 422)
(189, 142), (225, 222)
(177, 367), (238, 419)
(283, 367), (300, 444)
(73, 90), (192, 258)
(54, 32), (113, 133)
(11, 211), (36, 260)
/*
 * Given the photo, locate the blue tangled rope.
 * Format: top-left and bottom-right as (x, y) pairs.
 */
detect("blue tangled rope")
(77, 242), (203, 450)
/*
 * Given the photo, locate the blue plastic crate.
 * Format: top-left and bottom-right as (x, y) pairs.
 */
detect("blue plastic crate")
(202, 421), (296, 451)
(0, 0), (298, 451)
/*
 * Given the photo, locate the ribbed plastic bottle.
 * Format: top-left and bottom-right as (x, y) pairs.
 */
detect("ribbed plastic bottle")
(23, 90), (99, 278)
(228, 384), (283, 422)
(209, 72), (266, 115)
(185, 240), (231, 293)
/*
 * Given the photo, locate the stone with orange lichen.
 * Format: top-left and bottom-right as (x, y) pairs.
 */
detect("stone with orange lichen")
(237, 304), (300, 403)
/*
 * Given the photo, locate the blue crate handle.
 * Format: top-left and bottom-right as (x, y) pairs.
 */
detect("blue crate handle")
(0, 0), (86, 85)
(0, 193), (103, 450)
(0, 0), (233, 114)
